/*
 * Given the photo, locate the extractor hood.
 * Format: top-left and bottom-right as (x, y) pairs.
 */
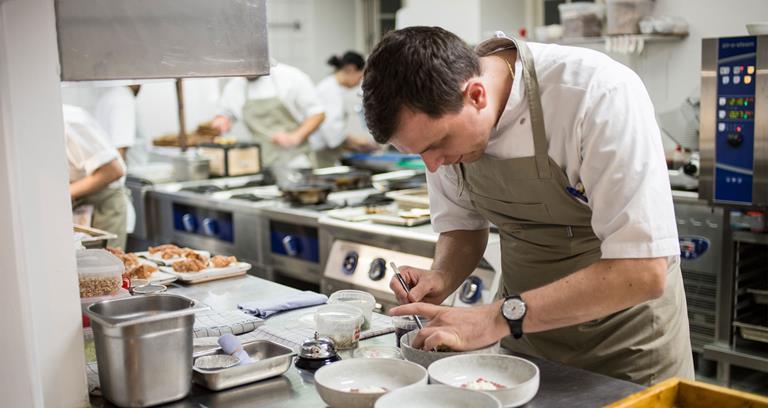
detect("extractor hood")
(54, 0), (270, 81)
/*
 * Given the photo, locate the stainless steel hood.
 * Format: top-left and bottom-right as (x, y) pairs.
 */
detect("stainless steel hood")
(55, 0), (270, 81)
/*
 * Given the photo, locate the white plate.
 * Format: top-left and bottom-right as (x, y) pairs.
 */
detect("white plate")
(160, 262), (251, 282)
(148, 270), (178, 285)
(134, 249), (211, 264)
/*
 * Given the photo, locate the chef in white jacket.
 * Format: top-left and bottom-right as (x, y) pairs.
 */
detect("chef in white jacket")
(310, 51), (378, 167)
(212, 61), (325, 169)
(64, 104), (128, 249)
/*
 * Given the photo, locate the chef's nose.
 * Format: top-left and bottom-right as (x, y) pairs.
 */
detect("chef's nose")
(421, 151), (444, 172)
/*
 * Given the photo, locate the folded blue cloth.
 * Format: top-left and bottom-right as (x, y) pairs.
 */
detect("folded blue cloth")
(238, 291), (328, 318)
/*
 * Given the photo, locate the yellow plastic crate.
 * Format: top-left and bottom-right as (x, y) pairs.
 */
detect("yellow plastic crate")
(605, 378), (768, 408)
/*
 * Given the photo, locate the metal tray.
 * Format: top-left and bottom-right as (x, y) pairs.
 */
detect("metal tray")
(747, 288), (768, 305)
(192, 340), (295, 391)
(733, 321), (768, 343)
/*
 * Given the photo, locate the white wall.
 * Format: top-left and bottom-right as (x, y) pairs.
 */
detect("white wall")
(398, 0), (482, 44)
(0, 0), (89, 406)
(481, 0), (527, 40)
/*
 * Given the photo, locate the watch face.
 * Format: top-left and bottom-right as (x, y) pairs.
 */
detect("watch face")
(503, 298), (526, 320)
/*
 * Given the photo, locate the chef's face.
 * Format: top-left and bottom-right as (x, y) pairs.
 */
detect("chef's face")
(389, 81), (494, 173)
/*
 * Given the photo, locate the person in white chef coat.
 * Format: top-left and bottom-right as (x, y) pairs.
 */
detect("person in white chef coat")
(93, 85), (142, 163)
(310, 51), (379, 167)
(362, 27), (694, 385)
(64, 104), (128, 249)
(211, 61), (325, 170)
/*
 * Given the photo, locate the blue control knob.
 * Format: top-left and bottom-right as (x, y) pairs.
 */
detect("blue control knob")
(342, 251), (359, 275)
(368, 258), (387, 281)
(282, 235), (302, 257)
(201, 218), (219, 237)
(181, 213), (198, 233)
(459, 276), (483, 304)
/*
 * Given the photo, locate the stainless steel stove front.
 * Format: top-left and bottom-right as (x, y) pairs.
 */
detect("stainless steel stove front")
(319, 217), (502, 313)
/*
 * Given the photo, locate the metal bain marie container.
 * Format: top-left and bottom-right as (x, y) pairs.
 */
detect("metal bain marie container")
(86, 294), (206, 407)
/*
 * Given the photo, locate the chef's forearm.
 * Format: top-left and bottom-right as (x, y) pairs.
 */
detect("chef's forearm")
(518, 257), (668, 334)
(69, 160), (124, 200)
(293, 113), (326, 142)
(432, 229), (489, 291)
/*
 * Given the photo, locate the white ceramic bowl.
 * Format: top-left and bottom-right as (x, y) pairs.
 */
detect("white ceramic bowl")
(375, 384), (502, 408)
(400, 329), (500, 368)
(428, 354), (540, 407)
(746, 22), (768, 35)
(314, 358), (428, 408)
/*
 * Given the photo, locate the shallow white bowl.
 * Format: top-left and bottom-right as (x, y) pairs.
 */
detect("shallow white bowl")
(400, 329), (500, 369)
(747, 22), (768, 35)
(314, 358), (428, 408)
(375, 384), (502, 408)
(428, 354), (539, 407)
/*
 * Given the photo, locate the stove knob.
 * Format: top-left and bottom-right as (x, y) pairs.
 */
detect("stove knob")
(459, 276), (483, 304)
(181, 213), (198, 233)
(727, 132), (744, 147)
(282, 235), (302, 257)
(342, 251), (359, 275)
(201, 218), (219, 237)
(368, 258), (387, 281)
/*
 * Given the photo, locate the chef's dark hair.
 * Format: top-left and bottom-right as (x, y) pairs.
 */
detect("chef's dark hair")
(327, 51), (365, 71)
(362, 26), (480, 143)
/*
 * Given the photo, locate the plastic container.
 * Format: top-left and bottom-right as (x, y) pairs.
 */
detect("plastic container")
(315, 304), (363, 350)
(558, 2), (604, 38)
(77, 249), (124, 299)
(328, 290), (376, 331)
(606, 0), (654, 35)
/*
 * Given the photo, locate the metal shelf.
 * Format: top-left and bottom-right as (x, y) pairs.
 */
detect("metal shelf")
(556, 33), (688, 46)
(704, 343), (768, 374)
(733, 231), (768, 245)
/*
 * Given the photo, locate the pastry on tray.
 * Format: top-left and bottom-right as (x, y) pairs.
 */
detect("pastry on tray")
(172, 258), (207, 273)
(210, 255), (238, 268)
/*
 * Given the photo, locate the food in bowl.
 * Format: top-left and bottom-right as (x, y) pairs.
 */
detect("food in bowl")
(461, 377), (507, 391)
(399, 329), (500, 368)
(348, 386), (389, 393)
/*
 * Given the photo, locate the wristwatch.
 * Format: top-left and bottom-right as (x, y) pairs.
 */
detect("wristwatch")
(501, 295), (527, 339)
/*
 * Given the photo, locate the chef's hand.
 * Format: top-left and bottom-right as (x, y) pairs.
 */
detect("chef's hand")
(389, 266), (453, 305)
(271, 131), (303, 148)
(390, 301), (509, 351)
(211, 115), (232, 133)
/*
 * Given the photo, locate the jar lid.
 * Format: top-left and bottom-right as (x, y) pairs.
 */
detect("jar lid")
(298, 332), (339, 359)
(131, 283), (167, 295)
(76, 249), (124, 277)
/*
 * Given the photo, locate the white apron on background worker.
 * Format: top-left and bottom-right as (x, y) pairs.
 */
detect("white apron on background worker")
(214, 62), (325, 169)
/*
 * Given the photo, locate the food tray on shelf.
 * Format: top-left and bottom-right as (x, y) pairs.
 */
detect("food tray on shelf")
(733, 321), (768, 343)
(605, 377), (768, 408)
(385, 187), (429, 210)
(192, 340), (294, 391)
(74, 225), (117, 249)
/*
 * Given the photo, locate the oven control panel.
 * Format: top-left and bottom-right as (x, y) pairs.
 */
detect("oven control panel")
(323, 240), (499, 308)
(172, 203), (234, 242)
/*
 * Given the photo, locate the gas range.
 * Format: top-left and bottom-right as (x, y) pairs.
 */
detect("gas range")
(319, 216), (503, 312)
(149, 173), (385, 289)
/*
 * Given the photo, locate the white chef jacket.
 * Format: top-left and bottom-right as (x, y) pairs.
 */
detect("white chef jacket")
(93, 86), (136, 150)
(428, 40), (679, 259)
(218, 63), (325, 125)
(63, 104), (126, 189)
(309, 75), (351, 151)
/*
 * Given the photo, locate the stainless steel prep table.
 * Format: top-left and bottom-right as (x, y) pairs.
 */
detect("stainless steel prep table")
(90, 275), (643, 407)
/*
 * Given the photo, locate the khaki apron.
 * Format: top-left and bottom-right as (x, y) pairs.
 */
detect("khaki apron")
(242, 92), (310, 169)
(455, 36), (694, 385)
(311, 145), (344, 168)
(75, 186), (128, 249)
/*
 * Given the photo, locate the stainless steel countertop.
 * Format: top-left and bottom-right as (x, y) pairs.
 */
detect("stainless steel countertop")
(90, 275), (644, 407)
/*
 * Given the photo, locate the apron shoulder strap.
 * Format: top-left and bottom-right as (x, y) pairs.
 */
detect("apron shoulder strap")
(510, 38), (551, 179)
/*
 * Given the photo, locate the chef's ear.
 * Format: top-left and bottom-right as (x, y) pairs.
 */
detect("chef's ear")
(464, 80), (487, 110)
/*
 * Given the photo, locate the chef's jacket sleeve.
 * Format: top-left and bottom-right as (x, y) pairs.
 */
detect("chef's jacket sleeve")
(290, 71), (326, 119)
(65, 120), (121, 176)
(427, 166), (490, 233)
(578, 69), (680, 259)
(310, 82), (346, 150)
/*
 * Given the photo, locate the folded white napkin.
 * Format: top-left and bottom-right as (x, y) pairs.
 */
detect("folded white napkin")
(238, 291), (328, 318)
